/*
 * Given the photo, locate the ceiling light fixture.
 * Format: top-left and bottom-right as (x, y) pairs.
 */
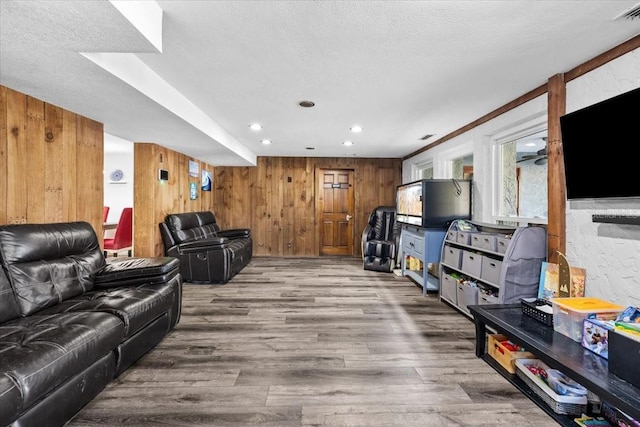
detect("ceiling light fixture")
(261, 139), (272, 145)
(350, 125), (363, 133)
(299, 100), (315, 108)
(343, 141), (354, 146)
(249, 123), (263, 131)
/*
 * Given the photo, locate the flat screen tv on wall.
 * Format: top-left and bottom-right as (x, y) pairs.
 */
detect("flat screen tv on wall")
(560, 86), (640, 200)
(396, 179), (472, 228)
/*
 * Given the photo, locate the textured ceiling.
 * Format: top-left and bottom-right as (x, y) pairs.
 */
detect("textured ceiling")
(1, 1), (639, 166)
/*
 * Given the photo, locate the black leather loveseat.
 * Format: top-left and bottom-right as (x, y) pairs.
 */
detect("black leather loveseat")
(159, 211), (252, 284)
(0, 221), (182, 427)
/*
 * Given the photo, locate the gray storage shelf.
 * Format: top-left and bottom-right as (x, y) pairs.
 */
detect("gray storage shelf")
(439, 219), (547, 317)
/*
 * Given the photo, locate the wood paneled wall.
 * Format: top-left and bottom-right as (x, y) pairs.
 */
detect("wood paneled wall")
(133, 143), (217, 257)
(212, 157), (401, 257)
(0, 85), (103, 236)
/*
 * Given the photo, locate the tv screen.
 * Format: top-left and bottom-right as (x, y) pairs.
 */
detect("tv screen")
(396, 179), (472, 228)
(560, 87), (640, 200)
(396, 180), (423, 226)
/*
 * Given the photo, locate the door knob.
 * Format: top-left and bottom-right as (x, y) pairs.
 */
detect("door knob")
(346, 214), (352, 221)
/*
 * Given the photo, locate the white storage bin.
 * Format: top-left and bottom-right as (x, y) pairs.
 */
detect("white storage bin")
(461, 251), (483, 278)
(442, 245), (462, 269)
(479, 234), (497, 251)
(456, 231), (476, 245)
(496, 236), (511, 254)
(446, 230), (457, 241)
(478, 293), (499, 305)
(480, 257), (502, 285)
(470, 233), (483, 249)
(456, 283), (478, 314)
(440, 272), (458, 304)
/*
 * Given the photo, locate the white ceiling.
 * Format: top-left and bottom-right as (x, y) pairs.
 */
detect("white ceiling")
(2, 1), (639, 166)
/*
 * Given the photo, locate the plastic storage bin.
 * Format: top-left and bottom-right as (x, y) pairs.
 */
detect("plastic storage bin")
(551, 297), (624, 342)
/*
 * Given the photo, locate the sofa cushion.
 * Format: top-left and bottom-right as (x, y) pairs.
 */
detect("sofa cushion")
(36, 282), (176, 338)
(0, 372), (22, 426)
(165, 211), (219, 244)
(0, 222), (105, 316)
(0, 312), (124, 416)
(0, 268), (20, 324)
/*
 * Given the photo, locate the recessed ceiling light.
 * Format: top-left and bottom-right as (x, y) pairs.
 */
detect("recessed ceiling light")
(299, 100), (315, 108)
(261, 139), (272, 145)
(249, 123), (262, 131)
(350, 125), (363, 133)
(343, 141), (354, 146)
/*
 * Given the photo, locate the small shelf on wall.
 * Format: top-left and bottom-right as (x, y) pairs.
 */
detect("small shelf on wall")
(592, 214), (640, 226)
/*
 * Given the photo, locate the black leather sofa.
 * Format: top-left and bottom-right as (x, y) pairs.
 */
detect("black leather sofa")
(159, 211), (252, 284)
(0, 221), (182, 427)
(362, 205), (401, 272)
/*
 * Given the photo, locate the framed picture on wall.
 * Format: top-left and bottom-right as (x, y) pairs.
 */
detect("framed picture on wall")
(188, 160), (199, 177)
(201, 170), (212, 191)
(189, 182), (198, 200)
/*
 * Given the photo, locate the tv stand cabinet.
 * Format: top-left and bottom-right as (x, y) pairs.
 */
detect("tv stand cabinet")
(469, 304), (640, 425)
(400, 225), (446, 295)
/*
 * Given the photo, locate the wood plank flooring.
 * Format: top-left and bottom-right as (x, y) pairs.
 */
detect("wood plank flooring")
(67, 257), (557, 426)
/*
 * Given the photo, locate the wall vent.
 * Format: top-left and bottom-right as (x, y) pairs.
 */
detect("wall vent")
(419, 134), (434, 140)
(614, 3), (640, 20)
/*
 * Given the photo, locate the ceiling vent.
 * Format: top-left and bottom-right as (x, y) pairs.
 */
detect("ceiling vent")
(614, 3), (640, 20)
(419, 134), (434, 141)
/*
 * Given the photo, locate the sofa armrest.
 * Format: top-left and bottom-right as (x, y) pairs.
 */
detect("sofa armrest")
(173, 237), (230, 254)
(217, 229), (251, 239)
(94, 257), (180, 288)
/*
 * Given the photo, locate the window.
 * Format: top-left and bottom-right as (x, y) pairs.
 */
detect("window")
(452, 154), (473, 180)
(495, 127), (547, 224)
(420, 164), (434, 179)
(414, 161), (433, 180)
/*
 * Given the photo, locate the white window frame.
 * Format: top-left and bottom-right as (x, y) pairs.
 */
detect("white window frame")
(413, 159), (434, 181)
(491, 116), (548, 226)
(437, 141), (473, 180)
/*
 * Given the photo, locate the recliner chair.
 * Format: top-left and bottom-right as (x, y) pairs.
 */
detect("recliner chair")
(159, 211), (252, 284)
(362, 206), (401, 272)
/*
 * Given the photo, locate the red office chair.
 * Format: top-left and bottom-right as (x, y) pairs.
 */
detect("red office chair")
(103, 206), (110, 222)
(103, 207), (133, 257)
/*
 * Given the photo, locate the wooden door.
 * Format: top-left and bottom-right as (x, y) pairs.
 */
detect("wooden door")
(317, 169), (355, 255)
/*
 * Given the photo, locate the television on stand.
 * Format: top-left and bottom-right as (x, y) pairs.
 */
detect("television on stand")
(396, 179), (472, 229)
